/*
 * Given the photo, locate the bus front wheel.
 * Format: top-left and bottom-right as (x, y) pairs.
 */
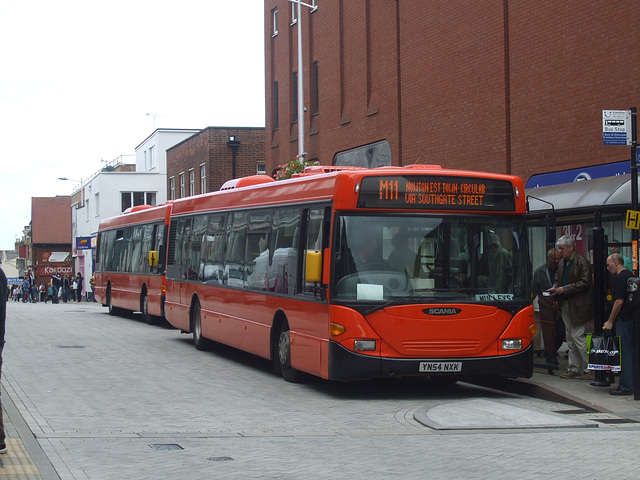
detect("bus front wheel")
(277, 322), (302, 383)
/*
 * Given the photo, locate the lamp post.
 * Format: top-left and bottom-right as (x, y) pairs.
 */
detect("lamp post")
(289, 0), (316, 163)
(58, 177), (82, 189)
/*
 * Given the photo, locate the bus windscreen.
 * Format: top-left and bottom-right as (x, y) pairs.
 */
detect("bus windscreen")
(333, 214), (527, 303)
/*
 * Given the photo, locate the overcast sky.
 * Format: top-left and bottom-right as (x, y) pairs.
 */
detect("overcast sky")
(0, 0), (265, 250)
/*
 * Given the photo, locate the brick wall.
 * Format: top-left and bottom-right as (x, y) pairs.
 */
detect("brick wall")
(265, 0), (640, 182)
(167, 127), (265, 197)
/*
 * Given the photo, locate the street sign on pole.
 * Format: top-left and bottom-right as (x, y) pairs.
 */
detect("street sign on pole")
(626, 210), (640, 230)
(603, 110), (632, 146)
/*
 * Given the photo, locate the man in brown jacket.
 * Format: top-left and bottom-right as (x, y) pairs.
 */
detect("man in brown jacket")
(550, 235), (593, 379)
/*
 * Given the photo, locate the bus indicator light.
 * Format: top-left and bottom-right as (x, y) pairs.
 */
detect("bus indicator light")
(330, 323), (346, 336)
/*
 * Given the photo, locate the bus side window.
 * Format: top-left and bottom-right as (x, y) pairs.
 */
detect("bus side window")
(246, 211), (271, 291)
(142, 223), (155, 273)
(190, 215), (207, 281)
(271, 208), (301, 295)
(224, 212), (248, 287)
(130, 225), (144, 273)
(114, 229), (125, 272)
(174, 217), (192, 280)
(203, 214), (226, 284)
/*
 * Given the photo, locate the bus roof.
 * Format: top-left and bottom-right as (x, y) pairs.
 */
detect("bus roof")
(98, 202), (173, 231)
(171, 165), (526, 216)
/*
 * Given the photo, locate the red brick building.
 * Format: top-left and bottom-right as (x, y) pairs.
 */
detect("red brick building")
(31, 196), (72, 287)
(166, 127), (266, 198)
(265, 1), (640, 183)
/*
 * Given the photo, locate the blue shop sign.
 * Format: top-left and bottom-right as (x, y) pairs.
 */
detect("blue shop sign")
(76, 236), (95, 250)
(526, 161), (629, 189)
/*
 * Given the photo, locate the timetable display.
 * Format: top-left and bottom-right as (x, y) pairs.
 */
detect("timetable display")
(357, 175), (517, 211)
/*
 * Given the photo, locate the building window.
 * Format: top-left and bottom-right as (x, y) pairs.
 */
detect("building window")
(272, 7), (278, 36)
(94, 192), (100, 217)
(179, 173), (185, 198)
(170, 177), (175, 200)
(200, 165), (206, 194)
(312, 61), (319, 115)
(334, 140), (392, 168)
(121, 192), (157, 212)
(292, 71), (298, 123)
(257, 163), (266, 175)
(291, 2), (297, 25)
(189, 169), (195, 197)
(273, 81), (279, 130)
(149, 145), (156, 170)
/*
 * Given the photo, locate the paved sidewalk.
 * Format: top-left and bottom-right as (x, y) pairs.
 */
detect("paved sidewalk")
(527, 350), (640, 417)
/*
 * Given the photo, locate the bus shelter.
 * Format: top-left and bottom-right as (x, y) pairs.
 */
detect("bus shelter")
(526, 173), (638, 333)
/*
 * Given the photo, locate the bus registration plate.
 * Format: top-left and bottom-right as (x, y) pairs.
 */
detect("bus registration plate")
(419, 362), (462, 373)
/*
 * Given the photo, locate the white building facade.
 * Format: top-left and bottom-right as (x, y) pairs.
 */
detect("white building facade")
(70, 129), (199, 299)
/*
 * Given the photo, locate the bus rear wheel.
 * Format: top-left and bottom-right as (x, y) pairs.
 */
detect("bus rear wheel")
(191, 300), (212, 351)
(107, 287), (119, 316)
(277, 322), (302, 383)
(141, 291), (158, 325)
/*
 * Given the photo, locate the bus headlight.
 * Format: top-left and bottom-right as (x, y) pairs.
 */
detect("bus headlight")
(502, 339), (522, 350)
(354, 340), (376, 351)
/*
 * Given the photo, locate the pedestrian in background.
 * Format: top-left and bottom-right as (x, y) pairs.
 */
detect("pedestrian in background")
(89, 275), (96, 302)
(62, 274), (71, 303)
(52, 273), (62, 304)
(610, 240), (633, 272)
(75, 272), (83, 301)
(603, 253), (635, 395)
(21, 277), (30, 303)
(0, 266), (9, 453)
(532, 248), (563, 368)
(551, 235), (593, 380)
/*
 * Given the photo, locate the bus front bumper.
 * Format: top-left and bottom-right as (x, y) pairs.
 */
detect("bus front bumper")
(327, 341), (533, 382)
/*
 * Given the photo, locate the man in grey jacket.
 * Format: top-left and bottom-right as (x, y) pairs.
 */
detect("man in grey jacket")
(551, 235), (593, 379)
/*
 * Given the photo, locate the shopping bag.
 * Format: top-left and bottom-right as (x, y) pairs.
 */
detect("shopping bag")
(587, 334), (621, 372)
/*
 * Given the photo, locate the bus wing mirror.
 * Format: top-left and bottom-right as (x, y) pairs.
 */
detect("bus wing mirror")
(305, 250), (323, 283)
(148, 250), (158, 268)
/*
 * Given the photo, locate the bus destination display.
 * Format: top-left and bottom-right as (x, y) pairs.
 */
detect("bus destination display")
(357, 175), (516, 211)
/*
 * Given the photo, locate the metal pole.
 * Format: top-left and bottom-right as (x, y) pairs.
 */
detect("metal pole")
(296, 0), (305, 162)
(591, 212), (609, 386)
(631, 106), (640, 400)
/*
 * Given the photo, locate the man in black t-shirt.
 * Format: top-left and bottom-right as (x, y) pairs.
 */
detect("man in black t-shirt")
(604, 253), (635, 395)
